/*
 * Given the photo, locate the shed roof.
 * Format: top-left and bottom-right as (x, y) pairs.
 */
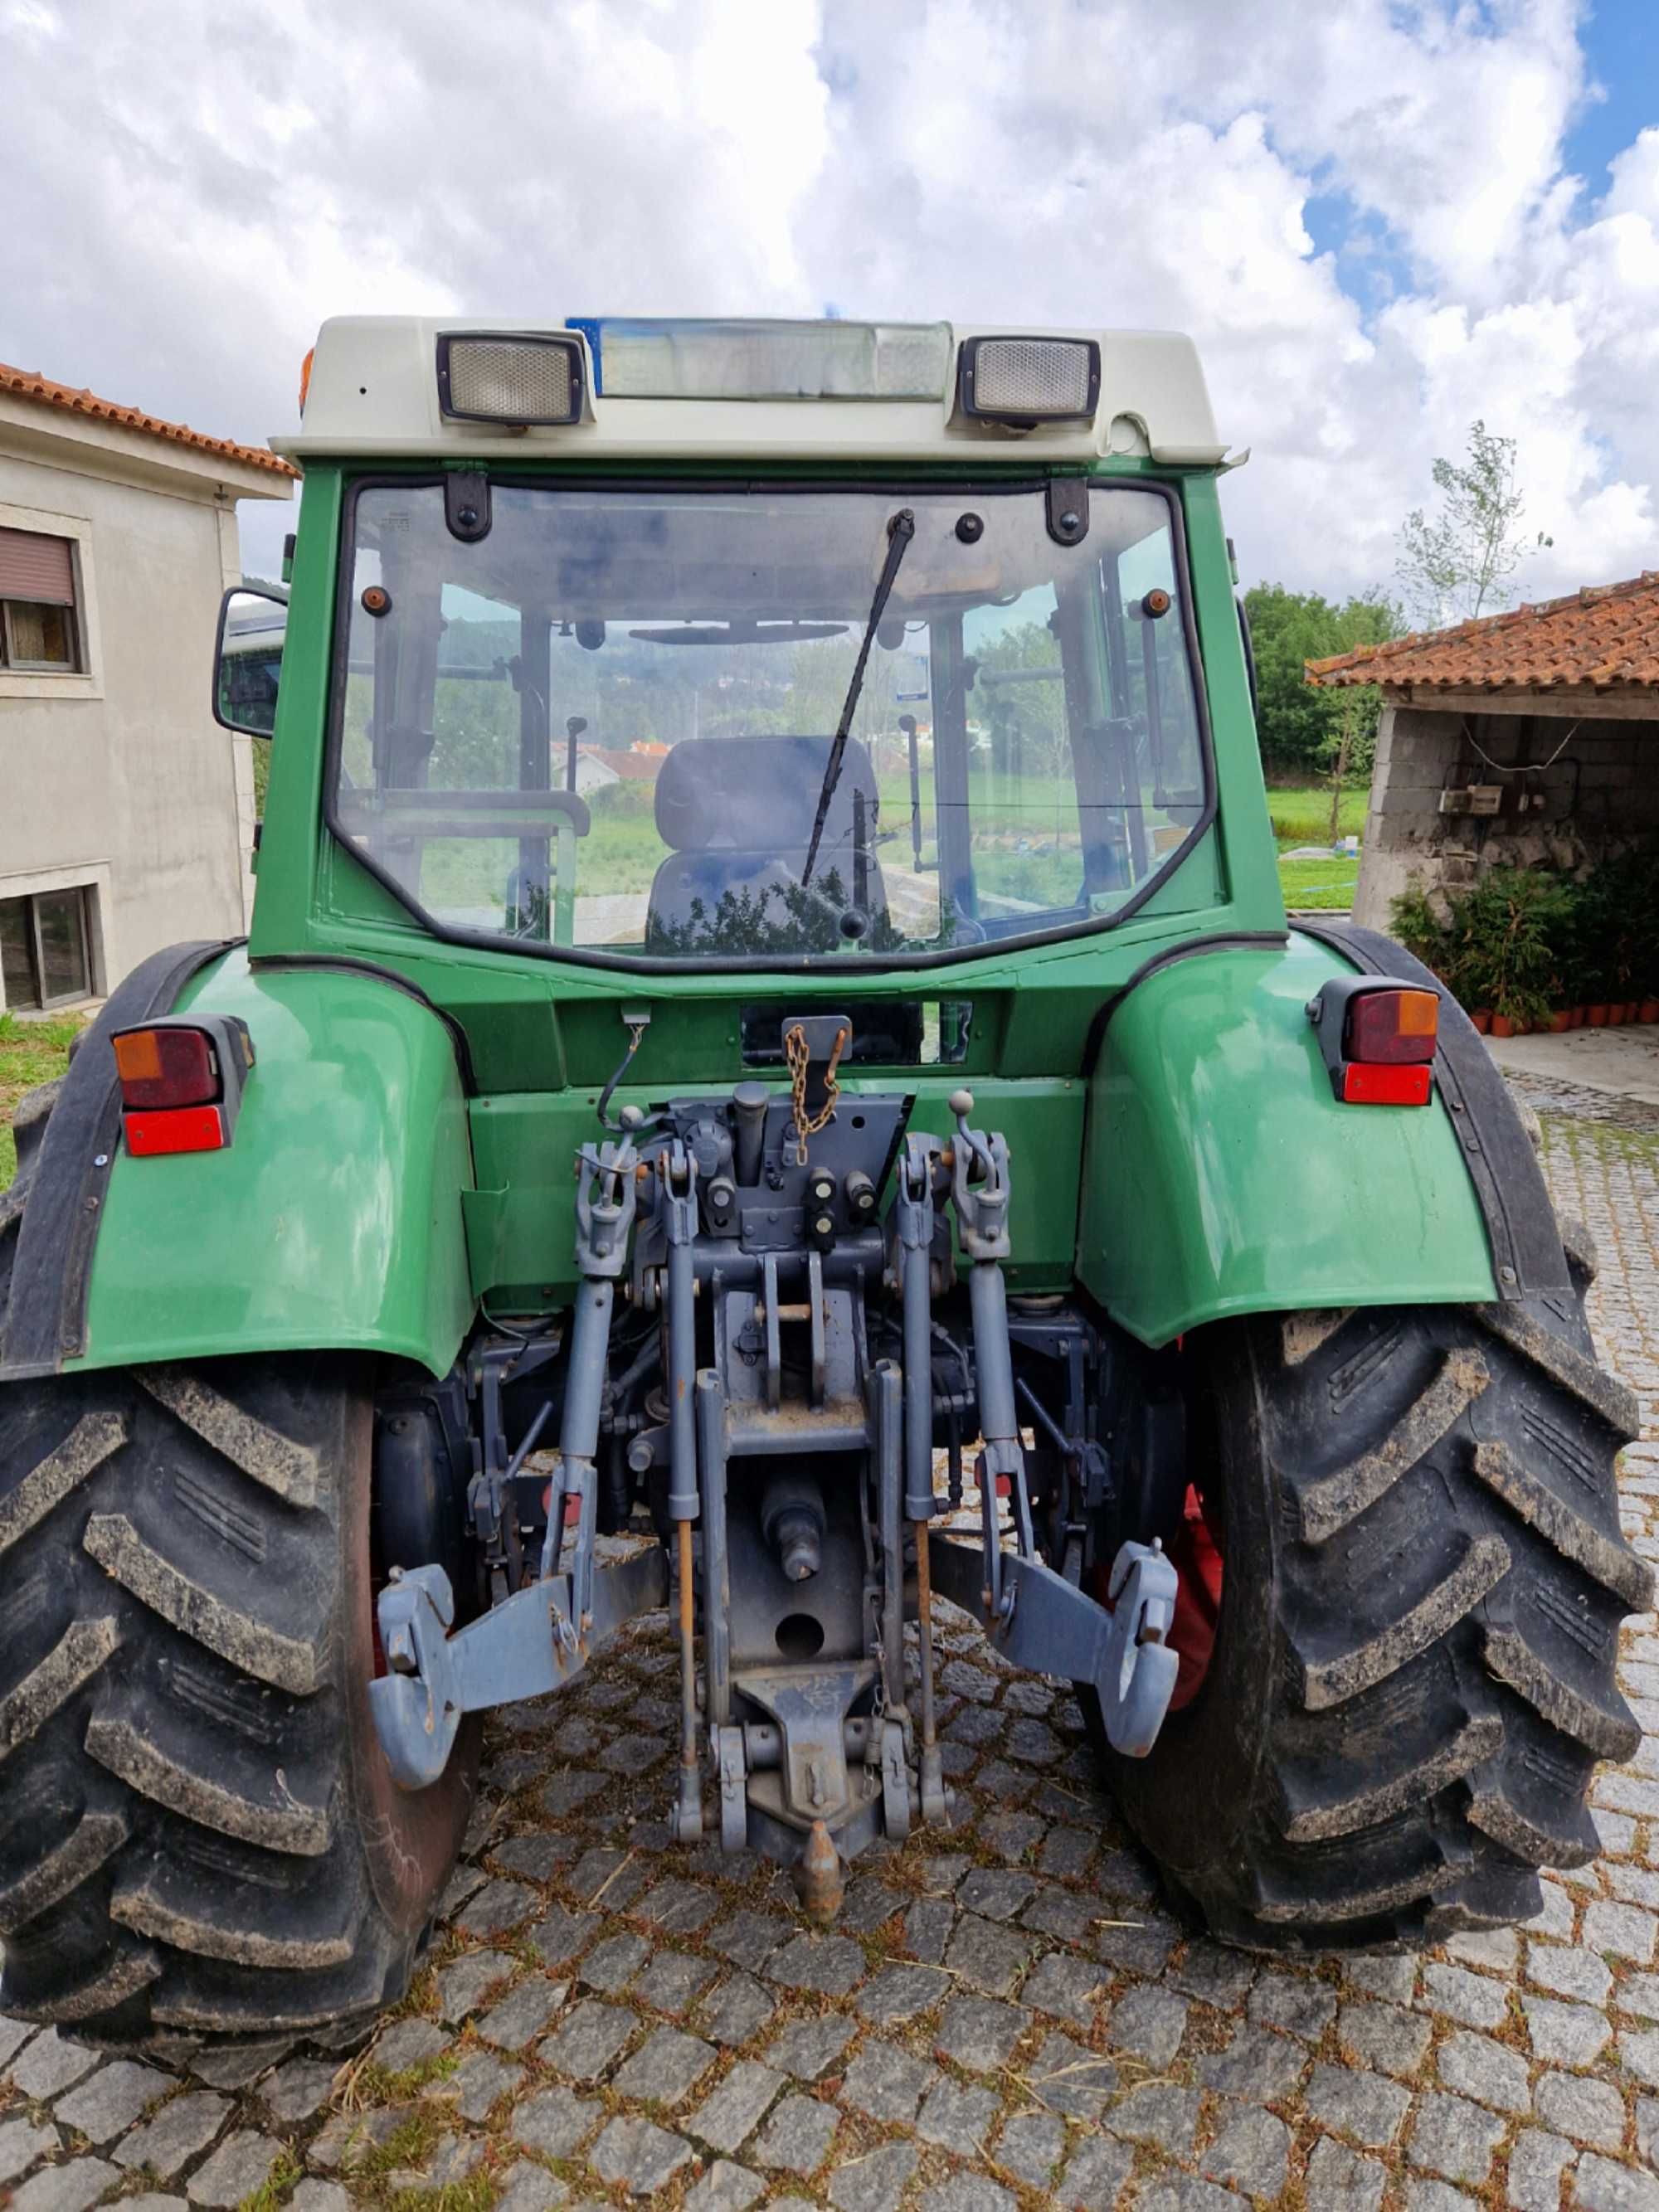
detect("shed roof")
(0, 361), (297, 481)
(1307, 571), (1659, 694)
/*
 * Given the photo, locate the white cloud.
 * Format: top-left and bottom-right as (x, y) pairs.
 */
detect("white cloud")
(2, 0), (1656, 600)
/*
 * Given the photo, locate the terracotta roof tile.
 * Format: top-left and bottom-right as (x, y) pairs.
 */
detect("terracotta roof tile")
(1306, 571), (1659, 693)
(0, 361), (297, 480)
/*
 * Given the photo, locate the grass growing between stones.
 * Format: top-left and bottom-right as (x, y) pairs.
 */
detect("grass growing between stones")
(0, 1009), (81, 1189)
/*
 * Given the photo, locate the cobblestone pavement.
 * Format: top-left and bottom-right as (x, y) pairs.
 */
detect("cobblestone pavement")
(2, 1106), (1658, 2211)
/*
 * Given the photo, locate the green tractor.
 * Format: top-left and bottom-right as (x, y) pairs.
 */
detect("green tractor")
(1, 316), (1646, 2051)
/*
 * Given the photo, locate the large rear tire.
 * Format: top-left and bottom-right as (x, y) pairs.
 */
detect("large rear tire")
(0, 1355), (479, 2048)
(1094, 1285), (1650, 1948)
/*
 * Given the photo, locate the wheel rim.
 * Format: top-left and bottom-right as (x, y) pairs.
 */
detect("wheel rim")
(1165, 1482), (1223, 1711)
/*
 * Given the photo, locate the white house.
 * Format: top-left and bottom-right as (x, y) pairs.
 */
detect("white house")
(0, 362), (295, 1010)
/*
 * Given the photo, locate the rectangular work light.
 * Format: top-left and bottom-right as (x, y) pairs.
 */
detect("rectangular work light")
(956, 335), (1102, 425)
(112, 1015), (254, 1156)
(436, 333), (586, 425)
(567, 318), (952, 401)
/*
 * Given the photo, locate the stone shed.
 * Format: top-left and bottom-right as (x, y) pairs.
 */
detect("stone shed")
(1307, 571), (1659, 931)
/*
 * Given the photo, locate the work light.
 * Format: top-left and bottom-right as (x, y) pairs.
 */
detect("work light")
(436, 333), (586, 425)
(956, 336), (1102, 425)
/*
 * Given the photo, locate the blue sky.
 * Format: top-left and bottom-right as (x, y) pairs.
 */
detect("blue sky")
(3, 0), (1657, 604)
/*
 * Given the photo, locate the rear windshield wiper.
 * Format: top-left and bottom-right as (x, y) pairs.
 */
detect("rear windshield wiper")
(800, 508), (916, 888)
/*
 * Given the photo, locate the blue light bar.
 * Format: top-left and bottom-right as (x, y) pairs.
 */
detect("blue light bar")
(567, 318), (951, 402)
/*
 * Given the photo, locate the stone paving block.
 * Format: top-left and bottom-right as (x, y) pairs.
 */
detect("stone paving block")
(992, 2110), (1066, 2187)
(1020, 1885), (1097, 1945)
(1200, 2103), (1291, 2198)
(943, 1915), (1034, 1996)
(1526, 1880), (1578, 1940)
(0, 2120), (57, 2186)
(1444, 1924), (1519, 1971)
(1622, 2026), (1659, 2088)
(1406, 2089), (1508, 2185)
(433, 1950), (513, 2024)
(580, 1931), (651, 1992)
(1305, 2060), (1413, 2148)
(1039, 1825), (1096, 1879)
(541, 1770), (606, 1815)
(765, 1932), (866, 1996)
(902, 1895), (956, 1963)
(121, 2197), (189, 2212)
(1577, 2155), (1659, 2212)
(479, 1974), (568, 2050)
(764, 2014), (856, 2080)
(494, 2160), (571, 2212)
(1621, 1972), (1659, 2021)
(0, 2014), (33, 2069)
(589, 2114), (693, 2197)
(373, 2015), (451, 2073)
(1304, 2138), (1387, 2212)
(935, 1994), (1025, 2072)
(1053, 2135), (1135, 2210)
(444, 2048), (523, 2122)
(1403, 2180), (1479, 2211)
(52, 2059), (168, 2142)
(1136, 2180), (1243, 2212)
(1588, 1896), (1659, 1961)
(956, 1867), (1038, 1922)
(827, 2139), (917, 2212)
(752, 2091), (839, 2176)
(1095, 1914), (1177, 1973)
(1167, 1940), (1256, 2007)
(708, 1902), (791, 1972)
(1345, 1952), (1419, 2005)
(635, 1879), (719, 1933)
(611, 2025), (717, 2106)
(290, 2184), (353, 2212)
(916, 2074), (1001, 2155)
(978, 1811), (1045, 1862)
(186, 2131), (282, 2207)
(1247, 1971), (1337, 2042)
(9, 2158), (120, 2212)
(1436, 2026), (1532, 2113)
(1528, 1938), (1613, 2005)
(512, 2084), (601, 2159)
(1535, 2069), (1625, 2149)
(855, 1963), (949, 2024)
(453, 1874), (538, 1937)
(1102, 2081), (1202, 2157)
(840, 2041), (937, 2124)
(8, 2030), (100, 2102)
(1019, 1949), (1112, 2028)
(1198, 2021), (1307, 2101)
(688, 2060), (785, 2154)
(114, 2093), (231, 2179)
(634, 1948), (718, 2015)
(698, 1972), (776, 2047)
(541, 1998), (639, 2081)
(1525, 1992), (1613, 2064)
(1421, 1960), (1511, 2030)
(1508, 2130), (1578, 2212)
(1026, 2028), (1117, 2122)
(491, 1830), (574, 1881)
(530, 1903), (602, 1967)
(1108, 1981), (1190, 2064)
(684, 2162), (765, 2212)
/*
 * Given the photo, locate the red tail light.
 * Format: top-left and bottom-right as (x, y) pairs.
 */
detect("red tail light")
(112, 1026), (219, 1111)
(1345, 988), (1438, 1065)
(111, 1016), (253, 1157)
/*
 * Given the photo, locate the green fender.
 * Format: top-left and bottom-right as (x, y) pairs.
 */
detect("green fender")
(1075, 933), (1498, 1346)
(75, 949), (476, 1378)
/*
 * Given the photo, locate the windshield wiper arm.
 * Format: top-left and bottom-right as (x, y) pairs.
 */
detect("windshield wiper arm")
(800, 508), (916, 888)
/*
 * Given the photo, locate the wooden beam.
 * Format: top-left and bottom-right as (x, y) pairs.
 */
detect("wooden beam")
(1378, 683), (1659, 723)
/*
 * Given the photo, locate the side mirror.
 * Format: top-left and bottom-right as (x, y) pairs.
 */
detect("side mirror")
(213, 585), (287, 737)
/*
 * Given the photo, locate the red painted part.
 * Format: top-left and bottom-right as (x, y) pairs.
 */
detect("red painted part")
(123, 1103), (226, 1155)
(541, 1482), (581, 1528)
(1165, 1485), (1224, 1712)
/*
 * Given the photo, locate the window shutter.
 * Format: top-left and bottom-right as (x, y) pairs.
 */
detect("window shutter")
(0, 527), (76, 605)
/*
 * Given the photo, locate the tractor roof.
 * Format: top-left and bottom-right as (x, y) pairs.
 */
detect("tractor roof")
(275, 317), (1228, 471)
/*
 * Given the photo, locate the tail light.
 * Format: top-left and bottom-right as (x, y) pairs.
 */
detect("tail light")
(112, 1016), (253, 1156)
(1306, 978), (1439, 1106)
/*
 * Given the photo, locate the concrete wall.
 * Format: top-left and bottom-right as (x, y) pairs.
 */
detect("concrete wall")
(0, 448), (257, 1004)
(1352, 700), (1659, 930)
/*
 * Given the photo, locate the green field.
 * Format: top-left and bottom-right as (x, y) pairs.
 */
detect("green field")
(1266, 784), (1367, 849)
(0, 1013), (80, 1190)
(1277, 853), (1360, 909)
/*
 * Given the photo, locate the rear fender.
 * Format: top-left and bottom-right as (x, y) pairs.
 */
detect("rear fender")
(24, 947), (476, 1379)
(1076, 933), (1499, 1346)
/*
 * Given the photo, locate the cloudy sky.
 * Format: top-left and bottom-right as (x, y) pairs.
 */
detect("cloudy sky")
(3, 0), (1657, 605)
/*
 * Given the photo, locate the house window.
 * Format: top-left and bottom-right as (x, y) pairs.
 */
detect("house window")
(0, 887), (95, 1009)
(0, 527), (81, 672)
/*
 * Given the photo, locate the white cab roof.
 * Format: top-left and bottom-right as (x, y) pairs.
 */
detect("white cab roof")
(274, 318), (1228, 469)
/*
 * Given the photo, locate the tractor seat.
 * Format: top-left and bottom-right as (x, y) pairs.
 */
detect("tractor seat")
(645, 735), (888, 950)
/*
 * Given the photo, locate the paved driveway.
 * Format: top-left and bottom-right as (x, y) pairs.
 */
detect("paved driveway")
(2, 1092), (1657, 2211)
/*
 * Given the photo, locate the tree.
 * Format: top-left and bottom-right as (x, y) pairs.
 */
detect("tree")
(1243, 583), (1400, 775)
(1396, 420), (1551, 626)
(1317, 688), (1379, 845)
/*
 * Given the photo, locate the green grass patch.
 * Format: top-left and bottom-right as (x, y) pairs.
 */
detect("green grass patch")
(1266, 784), (1367, 848)
(1277, 853), (1360, 910)
(0, 1011), (83, 1191)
